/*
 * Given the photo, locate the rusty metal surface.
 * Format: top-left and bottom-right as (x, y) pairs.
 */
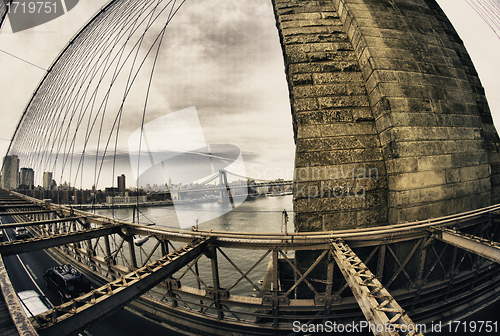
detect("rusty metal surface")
(0, 253), (37, 335)
(0, 226), (121, 256)
(0, 216), (85, 228)
(1, 190), (500, 335)
(330, 239), (423, 336)
(0, 210), (55, 217)
(32, 238), (210, 336)
(430, 226), (500, 264)
(10, 191), (500, 244)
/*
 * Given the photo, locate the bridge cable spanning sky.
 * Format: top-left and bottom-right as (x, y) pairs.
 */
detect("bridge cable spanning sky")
(466, 0), (500, 39)
(2, 0), (500, 192)
(5, 0), (188, 191)
(1, 1), (500, 334)
(0, 1), (9, 33)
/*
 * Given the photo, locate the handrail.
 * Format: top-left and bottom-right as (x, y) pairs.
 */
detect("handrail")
(4, 190), (500, 335)
(10, 190), (499, 243)
(0, 254), (38, 335)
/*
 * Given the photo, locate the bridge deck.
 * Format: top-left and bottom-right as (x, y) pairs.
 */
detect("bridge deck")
(1, 190), (500, 335)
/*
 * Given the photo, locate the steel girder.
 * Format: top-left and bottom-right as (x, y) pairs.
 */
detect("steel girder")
(430, 226), (500, 264)
(0, 216), (85, 228)
(32, 238), (211, 336)
(0, 226), (121, 256)
(330, 239), (424, 336)
(2, 191), (500, 335)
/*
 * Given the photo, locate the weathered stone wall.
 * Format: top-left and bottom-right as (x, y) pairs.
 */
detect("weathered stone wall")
(273, 0), (500, 230)
(423, 0), (500, 205)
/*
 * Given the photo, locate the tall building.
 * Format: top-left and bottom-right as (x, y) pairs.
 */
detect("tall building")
(117, 174), (126, 192)
(43, 172), (53, 190)
(1, 155), (19, 189)
(19, 167), (34, 189)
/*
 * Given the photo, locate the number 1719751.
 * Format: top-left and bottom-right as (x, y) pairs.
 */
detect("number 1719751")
(6, 2), (57, 14)
(447, 321), (498, 333)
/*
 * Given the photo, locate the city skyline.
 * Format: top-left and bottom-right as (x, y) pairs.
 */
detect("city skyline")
(0, 0), (295, 190)
(1, 0), (500, 190)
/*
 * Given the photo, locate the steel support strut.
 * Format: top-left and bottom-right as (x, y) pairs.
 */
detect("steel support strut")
(32, 238), (211, 336)
(329, 239), (423, 336)
(430, 226), (500, 264)
(0, 226), (121, 256)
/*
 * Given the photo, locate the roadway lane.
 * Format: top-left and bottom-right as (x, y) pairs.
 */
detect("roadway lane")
(1, 220), (61, 306)
(0, 214), (188, 336)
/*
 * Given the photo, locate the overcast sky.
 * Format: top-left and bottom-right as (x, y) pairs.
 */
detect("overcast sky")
(0, 0), (499, 188)
(0, 0), (295, 188)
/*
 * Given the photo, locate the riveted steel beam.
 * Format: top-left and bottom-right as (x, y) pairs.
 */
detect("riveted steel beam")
(0, 216), (85, 228)
(0, 204), (41, 209)
(32, 238), (211, 336)
(0, 210), (56, 217)
(0, 226), (121, 256)
(330, 239), (423, 336)
(430, 226), (500, 264)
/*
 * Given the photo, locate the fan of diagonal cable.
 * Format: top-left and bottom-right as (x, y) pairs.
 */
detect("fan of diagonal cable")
(0, 0), (11, 29)
(466, 0), (500, 39)
(6, 0), (186, 190)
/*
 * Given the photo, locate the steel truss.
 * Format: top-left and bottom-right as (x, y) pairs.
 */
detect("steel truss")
(1, 191), (500, 335)
(32, 238), (210, 336)
(429, 226), (500, 264)
(330, 239), (423, 336)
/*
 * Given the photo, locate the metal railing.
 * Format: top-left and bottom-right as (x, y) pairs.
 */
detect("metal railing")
(1, 190), (500, 335)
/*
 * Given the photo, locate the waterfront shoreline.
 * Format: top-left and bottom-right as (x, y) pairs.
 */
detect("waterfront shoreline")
(65, 192), (292, 210)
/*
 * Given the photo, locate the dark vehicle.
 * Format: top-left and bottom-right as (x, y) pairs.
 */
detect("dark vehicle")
(14, 227), (30, 239)
(43, 265), (92, 302)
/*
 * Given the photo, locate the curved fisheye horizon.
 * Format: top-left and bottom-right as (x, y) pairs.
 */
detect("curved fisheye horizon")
(0, 0), (499, 191)
(0, 0), (295, 190)
(1, 1), (500, 335)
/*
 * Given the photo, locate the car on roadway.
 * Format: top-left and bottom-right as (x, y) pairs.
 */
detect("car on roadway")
(14, 227), (30, 239)
(43, 264), (92, 303)
(17, 290), (52, 317)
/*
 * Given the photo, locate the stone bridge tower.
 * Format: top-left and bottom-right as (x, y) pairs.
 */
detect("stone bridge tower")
(273, 0), (500, 231)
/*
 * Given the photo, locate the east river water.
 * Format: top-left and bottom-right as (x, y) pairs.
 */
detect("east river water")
(96, 194), (295, 233)
(95, 195), (295, 298)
